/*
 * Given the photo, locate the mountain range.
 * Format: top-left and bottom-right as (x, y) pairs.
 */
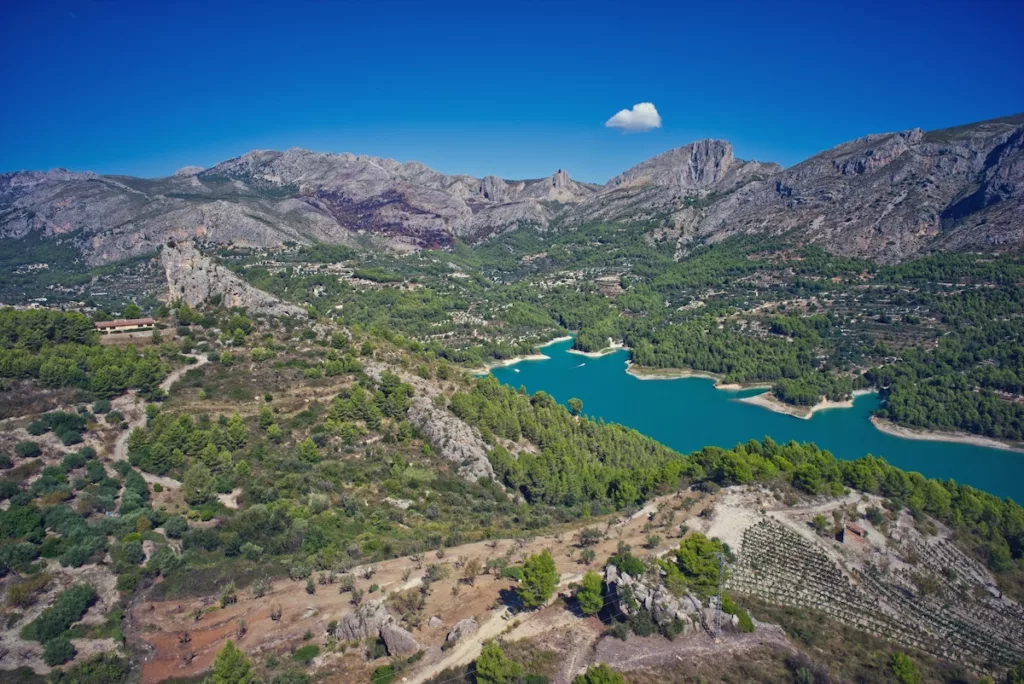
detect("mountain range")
(2, 112), (1022, 264)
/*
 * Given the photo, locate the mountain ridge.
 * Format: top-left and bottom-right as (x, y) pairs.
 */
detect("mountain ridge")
(2, 112), (1022, 264)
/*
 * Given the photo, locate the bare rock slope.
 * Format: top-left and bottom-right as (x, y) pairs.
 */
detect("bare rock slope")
(0, 150), (596, 263)
(161, 240), (308, 318)
(2, 113), (1022, 263)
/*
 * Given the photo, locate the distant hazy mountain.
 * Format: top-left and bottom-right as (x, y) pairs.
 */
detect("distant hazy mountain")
(2, 113), (1022, 264)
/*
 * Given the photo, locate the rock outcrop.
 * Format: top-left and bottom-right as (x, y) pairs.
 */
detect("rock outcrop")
(334, 600), (420, 656)
(605, 564), (701, 635)
(161, 241), (307, 318)
(578, 140), (782, 229)
(364, 360), (495, 482)
(445, 617), (478, 643)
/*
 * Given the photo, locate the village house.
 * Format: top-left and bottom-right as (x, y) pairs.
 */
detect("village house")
(95, 317), (157, 335)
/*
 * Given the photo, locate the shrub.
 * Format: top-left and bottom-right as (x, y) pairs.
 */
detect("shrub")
(16, 441), (41, 458)
(291, 644), (319, 664)
(49, 652), (131, 684)
(163, 515), (188, 539)
(6, 572), (51, 608)
(289, 564), (312, 581)
(500, 565), (524, 581)
(475, 641), (523, 684)
(270, 670), (311, 684)
(221, 584), (238, 607)
(21, 584), (97, 643)
(890, 653), (921, 684)
(92, 399), (112, 414)
(627, 609), (657, 637)
(607, 550), (645, 578)
(371, 664), (395, 684)
(182, 528), (220, 551)
(43, 637), (77, 666)
(61, 453), (87, 471)
(573, 663), (625, 684)
(737, 610), (755, 632)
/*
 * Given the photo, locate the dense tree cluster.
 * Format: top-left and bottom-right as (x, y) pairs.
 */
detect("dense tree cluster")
(870, 318), (1024, 440)
(0, 308), (168, 397)
(450, 375), (687, 508)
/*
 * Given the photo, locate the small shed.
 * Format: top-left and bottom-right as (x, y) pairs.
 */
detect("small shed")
(841, 522), (867, 543)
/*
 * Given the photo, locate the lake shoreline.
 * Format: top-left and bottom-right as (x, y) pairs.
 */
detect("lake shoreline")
(869, 416), (1024, 452)
(467, 335), (573, 375)
(541, 335), (574, 347)
(467, 353), (550, 376)
(740, 389), (876, 420)
(489, 340), (1024, 501)
(566, 340), (626, 358)
(625, 362), (772, 390)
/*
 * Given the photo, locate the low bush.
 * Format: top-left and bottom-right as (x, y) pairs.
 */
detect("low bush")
(291, 644), (319, 664)
(21, 584), (97, 643)
(43, 637), (77, 666)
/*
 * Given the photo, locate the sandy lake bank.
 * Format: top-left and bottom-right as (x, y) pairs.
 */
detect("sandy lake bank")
(739, 389), (875, 419)
(625, 362), (773, 390)
(869, 416), (1024, 452)
(566, 340), (626, 358)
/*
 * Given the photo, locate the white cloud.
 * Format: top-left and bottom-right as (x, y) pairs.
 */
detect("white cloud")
(604, 102), (662, 132)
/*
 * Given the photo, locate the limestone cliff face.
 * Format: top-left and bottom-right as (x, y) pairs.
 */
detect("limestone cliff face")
(160, 241), (308, 318)
(579, 140), (782, 227)
(694, 114), (1024, 261)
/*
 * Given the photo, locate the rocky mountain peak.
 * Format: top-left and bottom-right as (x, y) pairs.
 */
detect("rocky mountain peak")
(2, 113), (1021, 264)
(479, 175), (508, 202)
(173, 166), (204, 178)
(551, 169), (571, 189)
(604, 139), (737, 194)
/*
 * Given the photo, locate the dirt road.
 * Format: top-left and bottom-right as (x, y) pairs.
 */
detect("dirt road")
(111, 353), (208, 489)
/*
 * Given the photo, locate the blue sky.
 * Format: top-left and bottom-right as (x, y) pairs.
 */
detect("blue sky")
(2, 0), (1022, 182)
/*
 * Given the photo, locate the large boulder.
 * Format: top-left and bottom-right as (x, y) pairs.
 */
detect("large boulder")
(446, 617), (478, 643)
(336, 600), (390, 641)
(334, 599), (421, 656)
(380, 622), (420, 657)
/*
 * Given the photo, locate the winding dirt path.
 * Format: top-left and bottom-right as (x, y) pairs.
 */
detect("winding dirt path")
(111, 353), (208, 489)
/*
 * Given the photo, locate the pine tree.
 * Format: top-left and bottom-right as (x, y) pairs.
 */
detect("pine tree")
(474, 641), (523, 684)
(573, 663), (624, 684)
(519, 549), (558, 609)
(183, 463), (214, 505)
(576, 571), (603, 615)
(210, 640), (253, 684)
(225, 413), (247, 450)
